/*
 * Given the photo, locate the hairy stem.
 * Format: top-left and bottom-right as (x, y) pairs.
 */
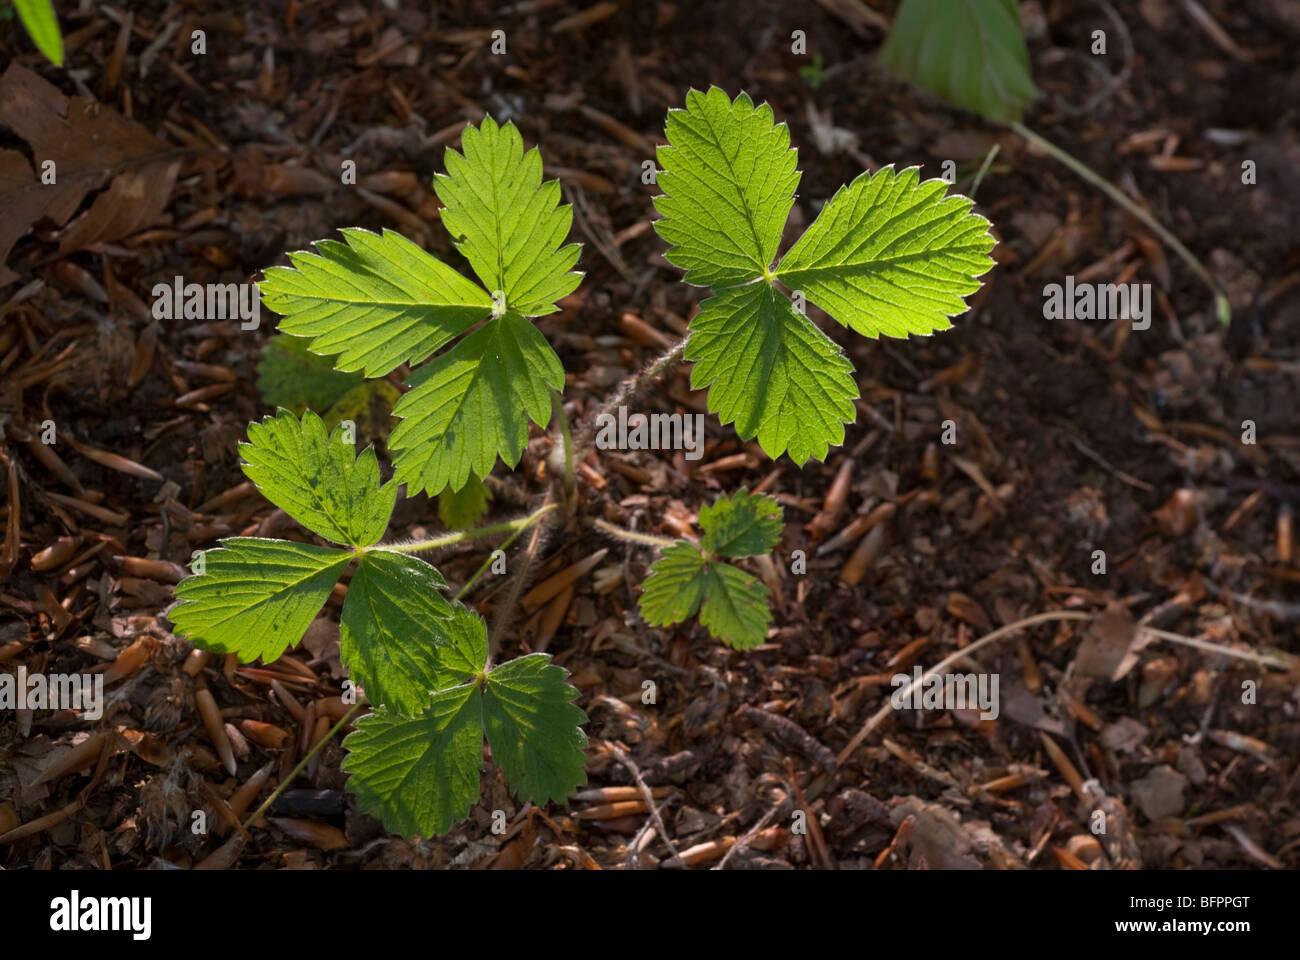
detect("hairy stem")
(573, 336), (689, 459)
(244, 701), (365, 830)
(592, 517), (677, 550)
(551, 387), (575, 499)
(386, 503), (558, 554)
(1010, 121), (1231, 325)
(455, 503), (555, 601)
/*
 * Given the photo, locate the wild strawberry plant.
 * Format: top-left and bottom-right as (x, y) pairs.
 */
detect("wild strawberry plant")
(638, 490), (784, 651)
(653, 86), (995, 464)
(171, 93), (998, 840)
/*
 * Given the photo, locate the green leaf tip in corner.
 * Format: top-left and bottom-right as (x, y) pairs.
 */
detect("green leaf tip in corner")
(877, 0), (1038, 125)
(638, 490), (784, 650)
(654, 86), (996, 465)
(342, 603), (588, 837)
(14, 0), (64, 67)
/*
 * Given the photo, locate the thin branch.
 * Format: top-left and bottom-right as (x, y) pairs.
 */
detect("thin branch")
(1010, 121), (1231, 325)
(837, 611), (1094, 766)
(244, 702), (365, 830)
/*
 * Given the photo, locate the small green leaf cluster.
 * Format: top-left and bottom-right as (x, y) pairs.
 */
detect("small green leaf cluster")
(878, 0), (1038, 124)
(170, 410), (587, 837)
(639, 490), (784, 650)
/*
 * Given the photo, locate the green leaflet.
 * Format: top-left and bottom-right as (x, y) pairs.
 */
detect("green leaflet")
(482, 653), (589, 806)
(240, 409), (396, 548)
(171, 407), (589, 837)
(341, 681), (485, 838)
(340, 549), (454, 715)
(343, 603), (588, 837)
(435, 116), (583, 316)
(638, 491), (783, 650)
(171, 538), (351, 663)
(260, 228), (491, 379)
(688, 283), (857, 464)
(256, 333), (365, 414)
(389, 310), (563, 496)
(653, 87), (800, 288)
(877, 0), (1038, 124)
(775, 166), (996, 338)
(14, 0), (63, 66)
(699, 487), (784, 558)
(655, 87), (996, 465)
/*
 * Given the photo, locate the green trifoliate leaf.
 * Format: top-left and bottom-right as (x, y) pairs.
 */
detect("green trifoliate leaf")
(483, 653), (589, 805)
(688, 283), (857, 464)
(342, 601), (587, 837)
(259, 227), (492, 378)
(699, 489), (783, 558)
(877, 0), (1038, 124)
(256, 333), (365, 414)
(653, 87), (800, 288)
(775, 166), (996, 338)
(339, 550), (454, 715)
(170, 538), (350, 662)
(14, 0), (63, 66)
(240, 409), (396, 548)
(389, 310), (562, 496)
(438, 473), (491, 529)
(435, 116), (582, 317)
(639, 542), (773, 651)
(342, 683), (483, 838)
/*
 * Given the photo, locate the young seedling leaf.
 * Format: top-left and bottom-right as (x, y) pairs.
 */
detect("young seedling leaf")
(697, 561), (771, 651)
(653, 87), (800, 288)
(438, 473), (491, 529)
(342, 601), (587, 836)
(639, 492), (782, 649)
(639, 542), (773, 651)
(775, 166), (996, 338)
(342, 682), (484, 838)
(256, 333), (364, 414)
(170, 538), (351, 662)
(699, 488), (784, 558)
(340, 550), (454, 715)
(877, 0), (1038, 124)
(240, 409), (396, 548)
(483, 654), (589, 806)
(435, 116), (583, 317)
(389, 310), (563, 495)
(639, 542), (710, 625)
(687, 283), (856, 464)
(259, 227), (492, 378)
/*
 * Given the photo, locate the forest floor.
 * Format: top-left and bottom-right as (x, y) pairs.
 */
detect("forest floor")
(1, 0), (1299, 870)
